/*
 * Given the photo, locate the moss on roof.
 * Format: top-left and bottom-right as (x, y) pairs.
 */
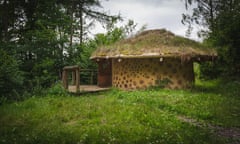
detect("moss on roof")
(91, 29), (217, 61)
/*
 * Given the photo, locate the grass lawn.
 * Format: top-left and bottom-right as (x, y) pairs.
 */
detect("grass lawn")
(0, 79), (239, 144)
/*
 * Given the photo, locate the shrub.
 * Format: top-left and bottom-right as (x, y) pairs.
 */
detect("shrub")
(200, 61), (222, 80)
(47, 82), (68, 96)
(0, 49), (23, 100)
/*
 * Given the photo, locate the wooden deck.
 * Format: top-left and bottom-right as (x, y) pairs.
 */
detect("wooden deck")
(68, 85), (110, 93)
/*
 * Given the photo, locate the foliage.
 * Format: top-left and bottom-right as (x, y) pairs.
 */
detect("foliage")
(0, 0), (122, 94)
(199, 61), (221, 79)
(0, 49), (23, 100)
(95, 28), (125, 46)
(183, 0), (240, 78)
(0, 79), (239, 143)
(47, 82), (68, 96)
(94, 19), (145, 46)
(63, 0), (121, 45)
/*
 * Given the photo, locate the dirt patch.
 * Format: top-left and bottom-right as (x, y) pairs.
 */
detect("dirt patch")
(178, 116), (240, 143)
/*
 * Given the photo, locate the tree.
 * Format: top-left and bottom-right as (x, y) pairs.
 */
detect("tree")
(183, 0), (240, 78)
(0, 0), (123, 94)
(62, 0), (121, 46)
(0, 49), (23, 99)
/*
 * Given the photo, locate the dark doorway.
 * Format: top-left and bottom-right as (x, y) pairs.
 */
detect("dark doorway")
(97, 59), (112, 87)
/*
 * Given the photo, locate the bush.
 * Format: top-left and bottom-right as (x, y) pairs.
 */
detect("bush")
(200, 61), (222, 80)
(0, 49), (23, 100)
(47, 82), (68, 96)
(32, 58), (58, 88)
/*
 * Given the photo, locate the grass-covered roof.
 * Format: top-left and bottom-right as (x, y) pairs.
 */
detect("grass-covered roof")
(91, 29), (217, 61)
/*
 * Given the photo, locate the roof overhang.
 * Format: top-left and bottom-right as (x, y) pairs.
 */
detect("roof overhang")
(90, 53), (217, 62)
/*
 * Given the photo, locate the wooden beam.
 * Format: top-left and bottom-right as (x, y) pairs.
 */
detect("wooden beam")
(62, 70), (68, 89)
(63, 65), (79, 70)
(90, 71), (94, 85)
(72, 71), (76, 85)
(76, 67), (80, 92)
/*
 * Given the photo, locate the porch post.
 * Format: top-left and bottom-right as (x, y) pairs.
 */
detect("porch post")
(62, 70), (68, 89)
(90, 70), (94, 85)
(76, 67), (80, 92)
(72, 71), (76, 85)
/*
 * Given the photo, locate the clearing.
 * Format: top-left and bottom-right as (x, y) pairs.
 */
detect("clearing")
(0, 79), (239, 143)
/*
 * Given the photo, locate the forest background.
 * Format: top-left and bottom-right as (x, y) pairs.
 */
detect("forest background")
(0, 0), (239, 100)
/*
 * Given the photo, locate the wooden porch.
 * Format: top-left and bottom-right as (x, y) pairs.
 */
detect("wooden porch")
(62, 65), (110, 93)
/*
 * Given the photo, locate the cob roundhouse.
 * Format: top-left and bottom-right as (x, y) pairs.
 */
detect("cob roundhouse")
(91, 29), (217, 90)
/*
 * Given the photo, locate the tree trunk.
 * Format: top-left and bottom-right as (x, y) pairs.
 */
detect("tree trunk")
(2, 0), (9, 42)
(70, 10), (74, 47)
(209, 0), (215, 33)
(79, 4), (83, 45)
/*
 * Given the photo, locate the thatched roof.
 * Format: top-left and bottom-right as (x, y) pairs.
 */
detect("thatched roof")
(90, 29), (217, 61)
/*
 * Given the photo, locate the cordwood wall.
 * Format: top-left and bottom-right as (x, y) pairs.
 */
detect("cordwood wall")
(112, 58), (194, 90)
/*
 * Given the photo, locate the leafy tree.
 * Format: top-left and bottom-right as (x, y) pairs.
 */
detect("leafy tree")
(98, 19), (147, 45)
(62, 0), (121, 45)
(0, 49), (23, 99)
(18, 0), (70, 89)
(0, 0), (123, 95)
(183, 0), (240, 78)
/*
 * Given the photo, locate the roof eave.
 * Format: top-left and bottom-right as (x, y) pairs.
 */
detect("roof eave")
(90, 53), (217, 62)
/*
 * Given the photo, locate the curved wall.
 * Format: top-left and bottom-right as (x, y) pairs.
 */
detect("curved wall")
(112, 58), (194, 89)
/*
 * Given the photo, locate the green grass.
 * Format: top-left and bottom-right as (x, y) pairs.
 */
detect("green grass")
(0, 79), (239, 143)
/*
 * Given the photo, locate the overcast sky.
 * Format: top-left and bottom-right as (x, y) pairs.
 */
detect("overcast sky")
(92, 0), (201, 41)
